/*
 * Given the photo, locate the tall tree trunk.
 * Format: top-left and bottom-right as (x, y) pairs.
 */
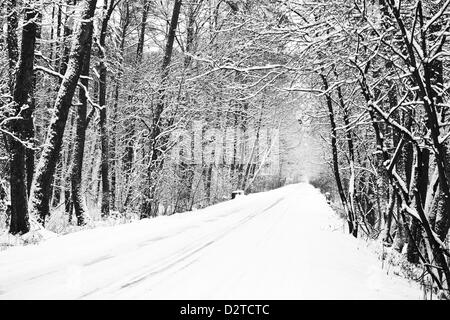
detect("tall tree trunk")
(122, 2), (137, 210)
(52, 1), (75, 205)
(99, 75), (110, 217)
(320, 73), (356, 237)
(58, 0), (75, 77)
(406, 116), (423, 264)
(97, 0), (116, 217)
(8, 4), (38, 234)
(136, 0), (150, 60)
(393, 194), (407, 253)
(110, 83), (119, 211)
(335, 72), (357, 232)
(6, 0), (18, 93)
(29, 0), (98, 224)
(71, 41), (93, 226)
(24, 12), (42, 196)
(55, 0), (63, 69)
(184, 1), (198, 68)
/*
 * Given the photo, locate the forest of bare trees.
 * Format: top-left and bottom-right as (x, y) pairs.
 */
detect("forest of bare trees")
(1, 0), (450, 297)
(1, 0), (289, 233)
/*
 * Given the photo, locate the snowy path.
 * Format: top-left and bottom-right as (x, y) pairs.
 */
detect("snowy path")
(0, 184), (421, 299)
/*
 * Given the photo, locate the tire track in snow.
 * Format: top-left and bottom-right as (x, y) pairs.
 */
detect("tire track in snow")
(83, 196), (285, 298)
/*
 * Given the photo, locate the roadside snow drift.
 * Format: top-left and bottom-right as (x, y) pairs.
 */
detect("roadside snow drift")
(0, 183), (421, 299)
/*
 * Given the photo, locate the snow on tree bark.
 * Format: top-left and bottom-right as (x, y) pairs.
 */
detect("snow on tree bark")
(28, 0), (98, 224)
(8, 4), (38, 234)
(70, 41), (93, 226)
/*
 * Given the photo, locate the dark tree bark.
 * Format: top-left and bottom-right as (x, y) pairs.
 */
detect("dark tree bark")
(64, 115), (75, 217)
(225, 0), (239, 12)
(392, 194), (407, 253)
(96, 0), (116, 217)
(334, 70), (357, 231)
(184, 1), (199, 68)
(54, 0), (63, 69)
(8, 5), (38, 234)
(52, 1), (75, 206)
(320, 73), (356, 237)
(6, 0), (18, 93)
(29, 0), (98, 224)
(381, 188), (395, 244)
(110, 87), (118, 211)
(136, 0), (150, 60)
(71, 42), (93, 226)
(58, 0), (76, 77)
(154, 0), (183, 136)
(99, 74), (110, 218)
(203, 163), (213, 205)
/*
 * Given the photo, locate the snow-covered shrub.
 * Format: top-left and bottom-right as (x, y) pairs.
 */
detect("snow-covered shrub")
(0, 201), (9, 231)
(0, 232), (23, 251)
(309, 171), (336, 200)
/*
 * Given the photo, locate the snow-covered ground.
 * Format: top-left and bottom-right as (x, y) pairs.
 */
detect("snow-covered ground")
(0, 183), (421, 299)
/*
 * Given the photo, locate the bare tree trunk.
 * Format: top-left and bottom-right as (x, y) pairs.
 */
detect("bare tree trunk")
(184, 1), (198, 68)
(6, 0), (18, 93)
(64, 115), (75, 217)
(29, 0), (98, 224)
(381, 188), (395, 244)
(52, 1), (75, 205)
(393, 194), (406, 253)
(136, 0), (150, 61)
(321, 73), (356, 237)
(99, 80), (110, 217)
(55, 0), (63, 69)
(110, 83), (119, 211)
(58, 0), (75, 77)
(71, 41), (93, 226)
(8, 4), (38, 234)
(335, 72), (357, 231)
(24, 12), (42, 197)
(405, 109), (422, 263)
(96, 0), (117, 217)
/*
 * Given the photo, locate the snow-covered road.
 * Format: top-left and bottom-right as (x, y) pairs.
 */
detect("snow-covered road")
(0, 183), (421, 299)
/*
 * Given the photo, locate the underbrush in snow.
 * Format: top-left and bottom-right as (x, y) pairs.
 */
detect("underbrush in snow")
(0, 207), (141, 251)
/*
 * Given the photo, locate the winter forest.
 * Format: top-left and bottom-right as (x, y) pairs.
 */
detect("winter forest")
(1, 0), (450, 299)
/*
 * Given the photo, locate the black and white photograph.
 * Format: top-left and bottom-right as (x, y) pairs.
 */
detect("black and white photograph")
(0, 0), (449, 303)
